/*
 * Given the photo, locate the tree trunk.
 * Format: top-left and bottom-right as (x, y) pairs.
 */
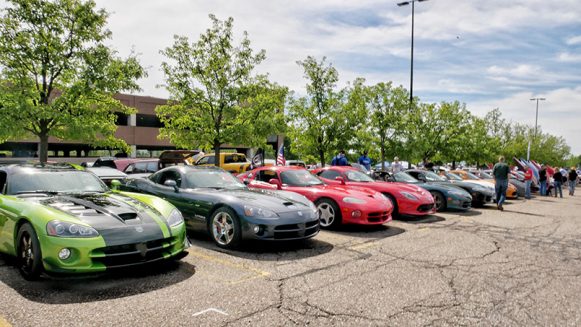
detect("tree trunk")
(319, 150), (325, 168)
(452, 160), (456, 170)
(381, 146), (385, 171)
(39, 133), (49, 164)
(214, 140), (221, 167)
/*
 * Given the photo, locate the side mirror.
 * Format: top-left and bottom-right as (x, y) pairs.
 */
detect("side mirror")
(417, 175), (427, 182)
(335, 176), (346, 185)
(110, 179), (121, 191)
(164, 179), (179, 192)
(243, 179), (250, 185)
(268, 178), (282, 190)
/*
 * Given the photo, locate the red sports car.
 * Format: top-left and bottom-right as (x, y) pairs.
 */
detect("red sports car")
(239, 166), (393, 228)
(312, 166), (435, 217)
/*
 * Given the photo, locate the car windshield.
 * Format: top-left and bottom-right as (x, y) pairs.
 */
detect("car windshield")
(423, 171), (447, 182)
(393, 172), (419, 183)
(280, 170), (324, 186)
(465, 172), (482, 180)
(445, 172), (464, 181)
(185, 170), (245, 189)
(8, 171), (108, 195)
(479, 171), (493, 179)
(345, 170), (374, 182)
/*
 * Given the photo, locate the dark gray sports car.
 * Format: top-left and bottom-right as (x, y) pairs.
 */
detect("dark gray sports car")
(122, 166), (320, 249)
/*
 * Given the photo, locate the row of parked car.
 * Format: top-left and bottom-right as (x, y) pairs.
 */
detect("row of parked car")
(0, 151), (517, 281)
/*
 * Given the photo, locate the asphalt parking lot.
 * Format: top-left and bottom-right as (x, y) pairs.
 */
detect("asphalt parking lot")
(2, 195), (581, 326)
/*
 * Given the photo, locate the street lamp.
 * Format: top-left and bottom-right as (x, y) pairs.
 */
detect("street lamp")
(397, 0), (429, 110)
(527, 97), (546, 160)
(530, 97), (546, 140)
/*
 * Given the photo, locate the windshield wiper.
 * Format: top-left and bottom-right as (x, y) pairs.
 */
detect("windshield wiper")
(15, 190), (60, 195)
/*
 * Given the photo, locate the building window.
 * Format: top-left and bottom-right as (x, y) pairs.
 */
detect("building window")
(115, 112), (129, 126)
(136, 114), (163, 128)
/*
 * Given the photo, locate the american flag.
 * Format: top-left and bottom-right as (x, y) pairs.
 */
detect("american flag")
(276, 144), (286, 166)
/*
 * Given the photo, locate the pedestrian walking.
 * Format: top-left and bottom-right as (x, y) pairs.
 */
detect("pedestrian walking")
(568, 167), (578, 196)
(492, 156), (510, 211)
(331, 150), (348, 166)
(539, 165), (547, 196)
(392, 156), (403, 173)
(553, 169), (563, 198)
(524, 166), (533, 199)
(358, 151), (372, 171)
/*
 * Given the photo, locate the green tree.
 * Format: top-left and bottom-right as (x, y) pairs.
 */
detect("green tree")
(287, 56), (342, 166)
(0, 0), (145, 163)
(157, 15), (286, 165)
(367, 82), (408, 170)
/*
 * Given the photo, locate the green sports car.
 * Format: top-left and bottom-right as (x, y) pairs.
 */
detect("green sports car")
(0, 164), (189, 280)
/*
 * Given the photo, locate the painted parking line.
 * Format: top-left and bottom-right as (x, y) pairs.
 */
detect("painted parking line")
(188, 249), (270, 284)
(0, 316), (12, 327)
(348, 240), (381, 251)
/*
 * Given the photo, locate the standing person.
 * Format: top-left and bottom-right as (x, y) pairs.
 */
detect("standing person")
(539, 165), (547, 196)
(358, 151), (372, 171)
(492, 156), (510, 211)
(568, 167), (578, 196)
(524, 166), (533, 199)
(392, 156), (403, 173)
(553, 169), (563, 198)
(331, 150), (348, 166)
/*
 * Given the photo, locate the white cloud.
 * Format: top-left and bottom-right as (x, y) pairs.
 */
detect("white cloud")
(557, 52), (581, 62)
(566, 35), (581, 45)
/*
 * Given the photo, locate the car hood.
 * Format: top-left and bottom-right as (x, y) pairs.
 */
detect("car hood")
(26, 193), (168, 246)
(191, 188), (315, 213)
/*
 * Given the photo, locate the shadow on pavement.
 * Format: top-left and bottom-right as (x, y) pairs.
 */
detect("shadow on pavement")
(188, 230), (335, 261)
(331, 225), (406, 239)
(397, 215), (445, 224)
(447, 210), (483, 217)
(0, 256), (196, 304)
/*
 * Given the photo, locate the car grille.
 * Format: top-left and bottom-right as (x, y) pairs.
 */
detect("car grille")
(367, 211), (390, 223)
(91, 237), (178, 268)
(417, 204), (434, 212)
(462, 201), (471, 209)
(273, 220), (319, 240)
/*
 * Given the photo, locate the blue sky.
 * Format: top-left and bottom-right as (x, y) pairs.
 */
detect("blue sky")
(94, 0), (581, 154)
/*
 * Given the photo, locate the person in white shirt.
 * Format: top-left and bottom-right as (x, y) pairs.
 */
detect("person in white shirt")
(392, 156), (403, 173)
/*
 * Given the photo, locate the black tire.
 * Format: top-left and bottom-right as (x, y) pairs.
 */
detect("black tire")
(315, 198), (342, 229)
(207, 207), (242, 249)
(430, 191), (447, 212)
(16, 223), (43, 280)
(383, 193), (399, 218)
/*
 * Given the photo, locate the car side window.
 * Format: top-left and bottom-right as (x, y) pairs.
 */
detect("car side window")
(224, 155), (234, 164)
(256, 170), (277, 182)
(0, 171), (6, 194)
(146, 162), (158, 173)
(134, 162), (147, 173)
(124, 164), (134, 173)
(197, 156), (215, 165)
(157, 170), (182, 187)
(319, 170), (341, 180)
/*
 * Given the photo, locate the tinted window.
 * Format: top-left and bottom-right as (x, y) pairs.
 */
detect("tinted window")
(319, 170), (341, 180)
(256, 170), (278, 182)
(156, 170), (182, 187)
(184, 170), (245, 189)
(0, 171), (6, 193)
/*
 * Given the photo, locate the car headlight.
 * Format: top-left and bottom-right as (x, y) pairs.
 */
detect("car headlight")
(449, 190), (468, 197)
(167, 209), (184, 227)
(307, 201), (319, 217)
(343, 197), (366, 204)
(400, 191), (419, 200)
(46, 220), (99, 238)
(244, 205), (279, 218)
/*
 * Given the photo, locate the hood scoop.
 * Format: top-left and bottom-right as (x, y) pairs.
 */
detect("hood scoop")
(118, 212), (138, 221)
(47, 195), (140, 223)
(282, 202), (295, 207)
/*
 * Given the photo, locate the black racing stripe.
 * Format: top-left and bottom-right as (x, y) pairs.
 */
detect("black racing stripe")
(47, 195), (166, 246)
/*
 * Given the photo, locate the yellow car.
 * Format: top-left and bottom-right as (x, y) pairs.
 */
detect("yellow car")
(194, 153), (251, 173)
(450, 170), (519, 199)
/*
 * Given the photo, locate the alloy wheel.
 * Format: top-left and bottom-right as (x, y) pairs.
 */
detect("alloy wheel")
(212, 212), (235, 245)
(317, 203), (336, 227)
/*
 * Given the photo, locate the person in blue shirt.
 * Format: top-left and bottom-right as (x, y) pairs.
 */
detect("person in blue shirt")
(331, 150), (349, 166)
(358, 151), (371, 171)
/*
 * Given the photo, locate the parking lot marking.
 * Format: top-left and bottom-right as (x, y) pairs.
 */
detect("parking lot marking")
(0, 316), (12, 327)
(188, 250), (270, 281)
(192, 308), (228, 317)
(349, 240), (381, 251)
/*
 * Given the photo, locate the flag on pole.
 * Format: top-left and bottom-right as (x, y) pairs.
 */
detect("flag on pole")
(276, 144), (286, 166)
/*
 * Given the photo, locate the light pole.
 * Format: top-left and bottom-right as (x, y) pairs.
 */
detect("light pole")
(397, 0), (429, 110)
(527, 97), (546, 160)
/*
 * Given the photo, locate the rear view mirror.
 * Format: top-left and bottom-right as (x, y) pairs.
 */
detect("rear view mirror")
(335, 176), (346, 185)
(268, 178), (282, 190)
(164, 179), (179, 192)
(110, 179), (121, 191)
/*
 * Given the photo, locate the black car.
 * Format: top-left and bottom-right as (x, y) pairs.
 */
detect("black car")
(407, 169), (494, 207)
(122, 166), (320, 249)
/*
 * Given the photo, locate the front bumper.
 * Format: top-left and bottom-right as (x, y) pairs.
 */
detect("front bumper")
(446, 195), (472, 211)
(40, 225), (188, 274)
(241, 214), (320, 241)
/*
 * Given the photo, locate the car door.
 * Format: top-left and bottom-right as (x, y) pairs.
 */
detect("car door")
(247, 169), (278, 190)
(147, 169), (199, 223)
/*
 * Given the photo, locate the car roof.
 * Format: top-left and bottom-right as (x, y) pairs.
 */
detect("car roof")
(259, 165), (305, 172)
(162, 165), (225, 173)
